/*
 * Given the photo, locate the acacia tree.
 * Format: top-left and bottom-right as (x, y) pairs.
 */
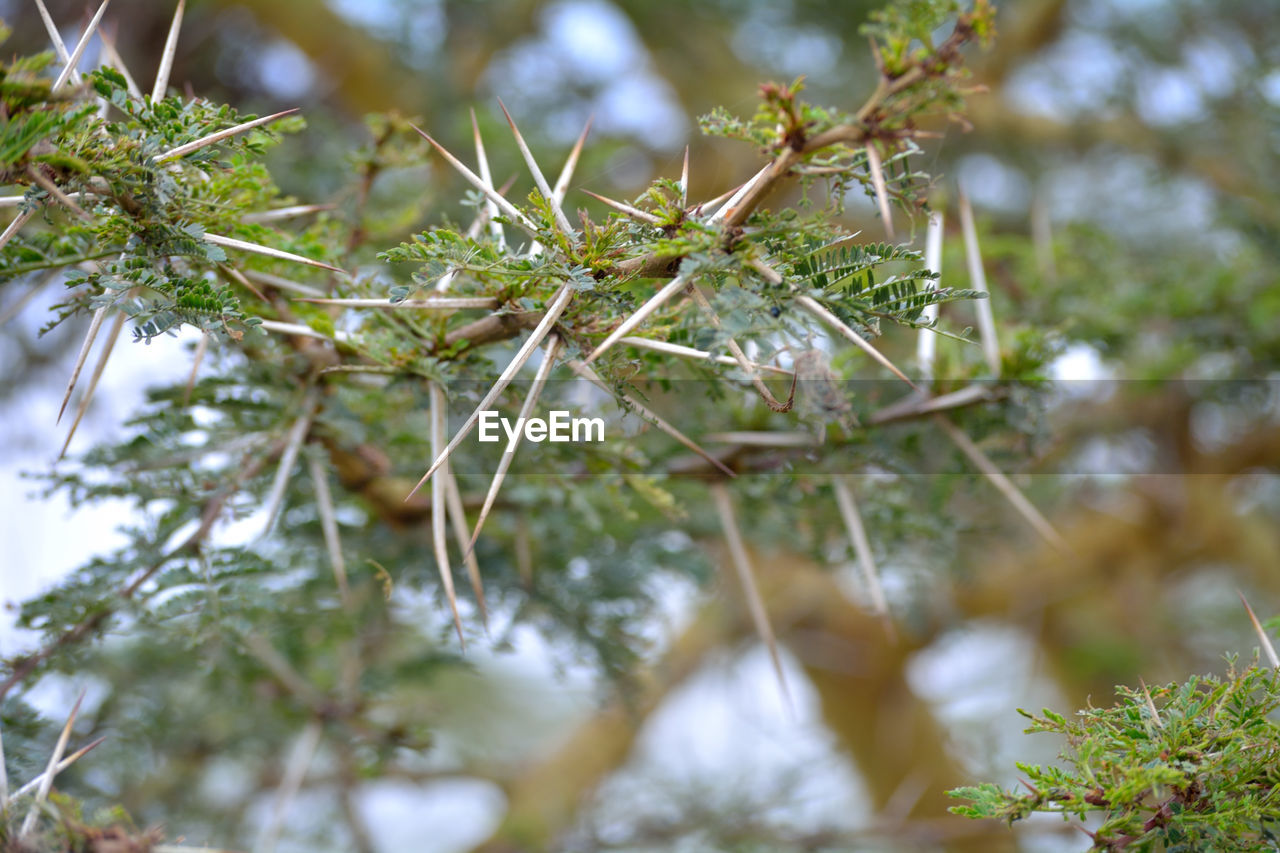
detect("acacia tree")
(1, 1), (1278, 852)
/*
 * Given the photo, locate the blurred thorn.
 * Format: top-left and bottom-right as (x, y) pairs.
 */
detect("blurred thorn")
(59, 309), (126, 459)
(1238, 591), (1279, 668)
(958, 188), (1001, 375)
(430, 382), (465, 646)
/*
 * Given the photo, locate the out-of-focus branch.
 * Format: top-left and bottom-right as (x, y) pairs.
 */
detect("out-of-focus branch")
(469, 545), (1013, 853)
(965, 99), (1279, 228)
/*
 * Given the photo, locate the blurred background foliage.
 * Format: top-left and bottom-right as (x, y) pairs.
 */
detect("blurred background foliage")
(1, 0), (1278, 851)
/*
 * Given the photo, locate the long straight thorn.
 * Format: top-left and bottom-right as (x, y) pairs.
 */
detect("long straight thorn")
(1238, 591), (1279, 669)
(679, 146), (690, 208)
(27, 166), (90, 220)
(444, 468), (486, 629)
(585, 272), (690, 364)
(59, 309), (125, 458)
(19, 689), (85, 838)
(258, 396), (317, 541)
(581, 190), (662, 225)
(182, 331), (208, 406)
(496, 99), (575, 238)
(917, 210), (945, 383)
(410, 124), (539, 237)
(618, 336), (792, 375)
(254, 720), (322, 853)
(934, 413), (1066, 549)
(708, 163), (771, 225)
(711, 483), (790, 706)
(203, 232), (345, 274)
(58, 305), (108, 423)
(98, 28), (142, 98)
(242, 203), (335, 224)
(152, 0), (186, 101)
(794, 294), (918, 389)
(33, 0), (71, 64)
(469, 108), (504, 249)
(552, 116), (593, 206)
(465, 334), (561, 559)
(958, 188), (1001, 375)
(430, 382), (465, 645)
(52, 0), (112, 93)
(568, 360), (735, 478)
(308, 455), (349, 603)
(406, 284), (574, 498)
(832, 477), (894, 639)
(10, 737), (106, 801)
(0, 209), (34, 253)
(156, 109), (299, 163)
(865, 142), (896, 241)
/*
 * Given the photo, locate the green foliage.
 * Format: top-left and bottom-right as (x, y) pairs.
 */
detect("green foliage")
(0, 1), (1088, 849)
(950, 660), (1280, 851)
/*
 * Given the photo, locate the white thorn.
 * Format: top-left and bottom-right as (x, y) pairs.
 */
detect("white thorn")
(958, 189), (1000, 375)
(152, 0), (186, 101)
(52, 0), (112, 93)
